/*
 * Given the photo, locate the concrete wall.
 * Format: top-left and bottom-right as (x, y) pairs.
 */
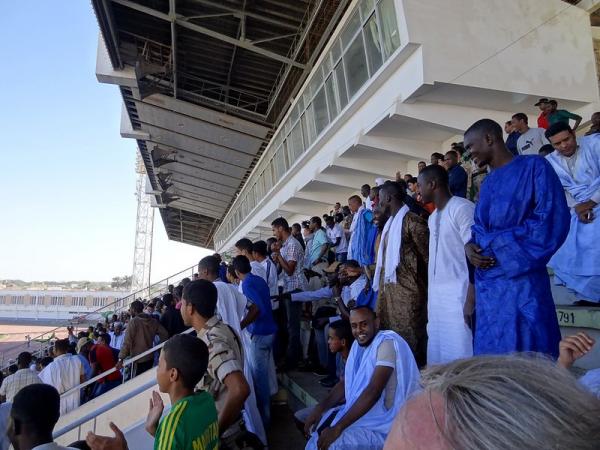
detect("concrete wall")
(403, 0), (598, 103)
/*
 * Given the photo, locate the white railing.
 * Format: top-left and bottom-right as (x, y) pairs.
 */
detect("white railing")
(60, 328), (194, 400)
(53, 377), (157, 441)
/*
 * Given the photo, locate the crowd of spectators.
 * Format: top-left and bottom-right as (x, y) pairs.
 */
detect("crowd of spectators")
(1, 110), (600, 449)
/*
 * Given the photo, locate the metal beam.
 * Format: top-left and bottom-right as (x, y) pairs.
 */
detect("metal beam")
(225, 1), (244, 104)
(265, 0), (329, 118)
(111, 0), (306, 69)
(190, 0), (300, 31)
(251, 33), (298, 44)
(169, 0), (178, 98)
(185, 12), (233, 20)
(99, 0), (123, 68)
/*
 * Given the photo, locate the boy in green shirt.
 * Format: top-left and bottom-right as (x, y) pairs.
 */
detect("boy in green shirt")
(86, 334), (219, 450)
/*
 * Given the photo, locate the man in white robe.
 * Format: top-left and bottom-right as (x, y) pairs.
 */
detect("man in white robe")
(38, 338), (84, 416)
(304, 306), (420, 450)
(197, 255), (267, 446)
(545, 123), (600, 301)
(418, 165), (475, 364)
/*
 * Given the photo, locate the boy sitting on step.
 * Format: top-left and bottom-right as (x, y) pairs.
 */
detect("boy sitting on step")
(294, 319), (353, 436)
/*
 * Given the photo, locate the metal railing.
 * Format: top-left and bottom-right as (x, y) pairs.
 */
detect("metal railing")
(53, 377), (157, 441)
(1, 264), (197, 370)
(60, 328), (194, 400)
(53, 329), (196, 441)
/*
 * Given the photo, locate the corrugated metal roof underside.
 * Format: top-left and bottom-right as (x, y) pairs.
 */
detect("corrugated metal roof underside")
(92, 0), (347, 248)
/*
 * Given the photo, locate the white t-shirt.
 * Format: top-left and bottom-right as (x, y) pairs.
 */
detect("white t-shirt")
(326, 224), (348, 254)
(258, 258), (279, 297)
(39, 354), (83, 415)
(517, 128), (549, 155)
(375, 339), (397, 410)
(250, 260), (267, 281)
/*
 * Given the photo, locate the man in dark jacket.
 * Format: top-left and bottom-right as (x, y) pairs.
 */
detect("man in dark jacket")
(118, 300), (168, 377)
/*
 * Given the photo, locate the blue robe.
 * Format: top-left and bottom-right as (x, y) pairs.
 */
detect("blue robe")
(349, 209), (377, 266)
(472, 156), (569, 358)
(546, 135), (600, 301)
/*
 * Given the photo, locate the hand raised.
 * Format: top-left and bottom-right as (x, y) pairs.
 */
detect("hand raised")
(86, 422), (128, 450)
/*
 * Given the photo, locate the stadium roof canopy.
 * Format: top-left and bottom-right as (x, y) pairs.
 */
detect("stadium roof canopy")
(93, 0), (348, 247)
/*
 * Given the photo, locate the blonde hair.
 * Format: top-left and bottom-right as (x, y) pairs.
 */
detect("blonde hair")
(421, 355), (600, 450)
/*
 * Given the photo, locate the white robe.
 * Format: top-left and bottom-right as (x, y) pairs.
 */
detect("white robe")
(39, 354), (82, 416)
(213, 281), (266, 445)
(426, 196), (475, 365)
(306, 331), (420, 450)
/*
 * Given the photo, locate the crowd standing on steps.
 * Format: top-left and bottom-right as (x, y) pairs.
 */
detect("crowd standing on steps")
(2, 111), (600, 450)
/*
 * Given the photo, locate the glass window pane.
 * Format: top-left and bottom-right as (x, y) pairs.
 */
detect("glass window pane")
(291, 121), (304, 160)
(272, 154), (281, 180)
(308, 67), (323, 97)
(331, 39), (342, 63)
(313, 87), (329, 135)
(263, 168), (272, 193)
(360, 0), (375, 20)
(265, 161), (273, 189)
(341, 10), (361, 49)
(343, 34), (369, 98)
(305, 104), (317, 143)
(324, 75), (338, 121)
(323, 51), (333, 75)
(303, 91), (311, 109)
(364, 13), (383, 75)
(334, 63), (348, 109)
(378, 0), (401, 57)
(256, 176), (263, 199)
(300, 113), (310, 149)
(281, 142), (290, 171)
(290, 103), (300, 124)
(285, 139), (295, 167)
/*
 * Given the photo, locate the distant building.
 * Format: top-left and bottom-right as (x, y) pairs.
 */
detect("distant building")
(0, 290), (127, 321)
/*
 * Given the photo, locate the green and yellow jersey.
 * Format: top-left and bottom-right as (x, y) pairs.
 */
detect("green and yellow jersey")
(154, 391), (219, 450)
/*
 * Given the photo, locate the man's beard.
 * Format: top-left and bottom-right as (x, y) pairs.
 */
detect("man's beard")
(357, 332), (377, 347)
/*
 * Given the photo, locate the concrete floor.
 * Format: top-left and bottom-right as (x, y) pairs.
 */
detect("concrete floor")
(267, 403), (307, 450)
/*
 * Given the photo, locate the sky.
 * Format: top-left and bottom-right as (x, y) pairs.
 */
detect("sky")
(0, 2), (210, 283)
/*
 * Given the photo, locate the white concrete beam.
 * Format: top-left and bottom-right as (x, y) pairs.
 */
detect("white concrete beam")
(135, 102), (263, 155)
(170, 179), (237, 197)
(141, 94), (269, 139)
(314, 166), (387, 191)
(357, 135), (441, 161)
(169, 200), (225, 218)
(120, 104), (149, 139)
(333, 150), (405, 180)
(96, 34), (137, 87)
(279, 197), (332, 217)
(152, 148), (247, 179)
(166, 168), (240, 189)
(169, 189), (230, 209)
(142, 125), (255, 167)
